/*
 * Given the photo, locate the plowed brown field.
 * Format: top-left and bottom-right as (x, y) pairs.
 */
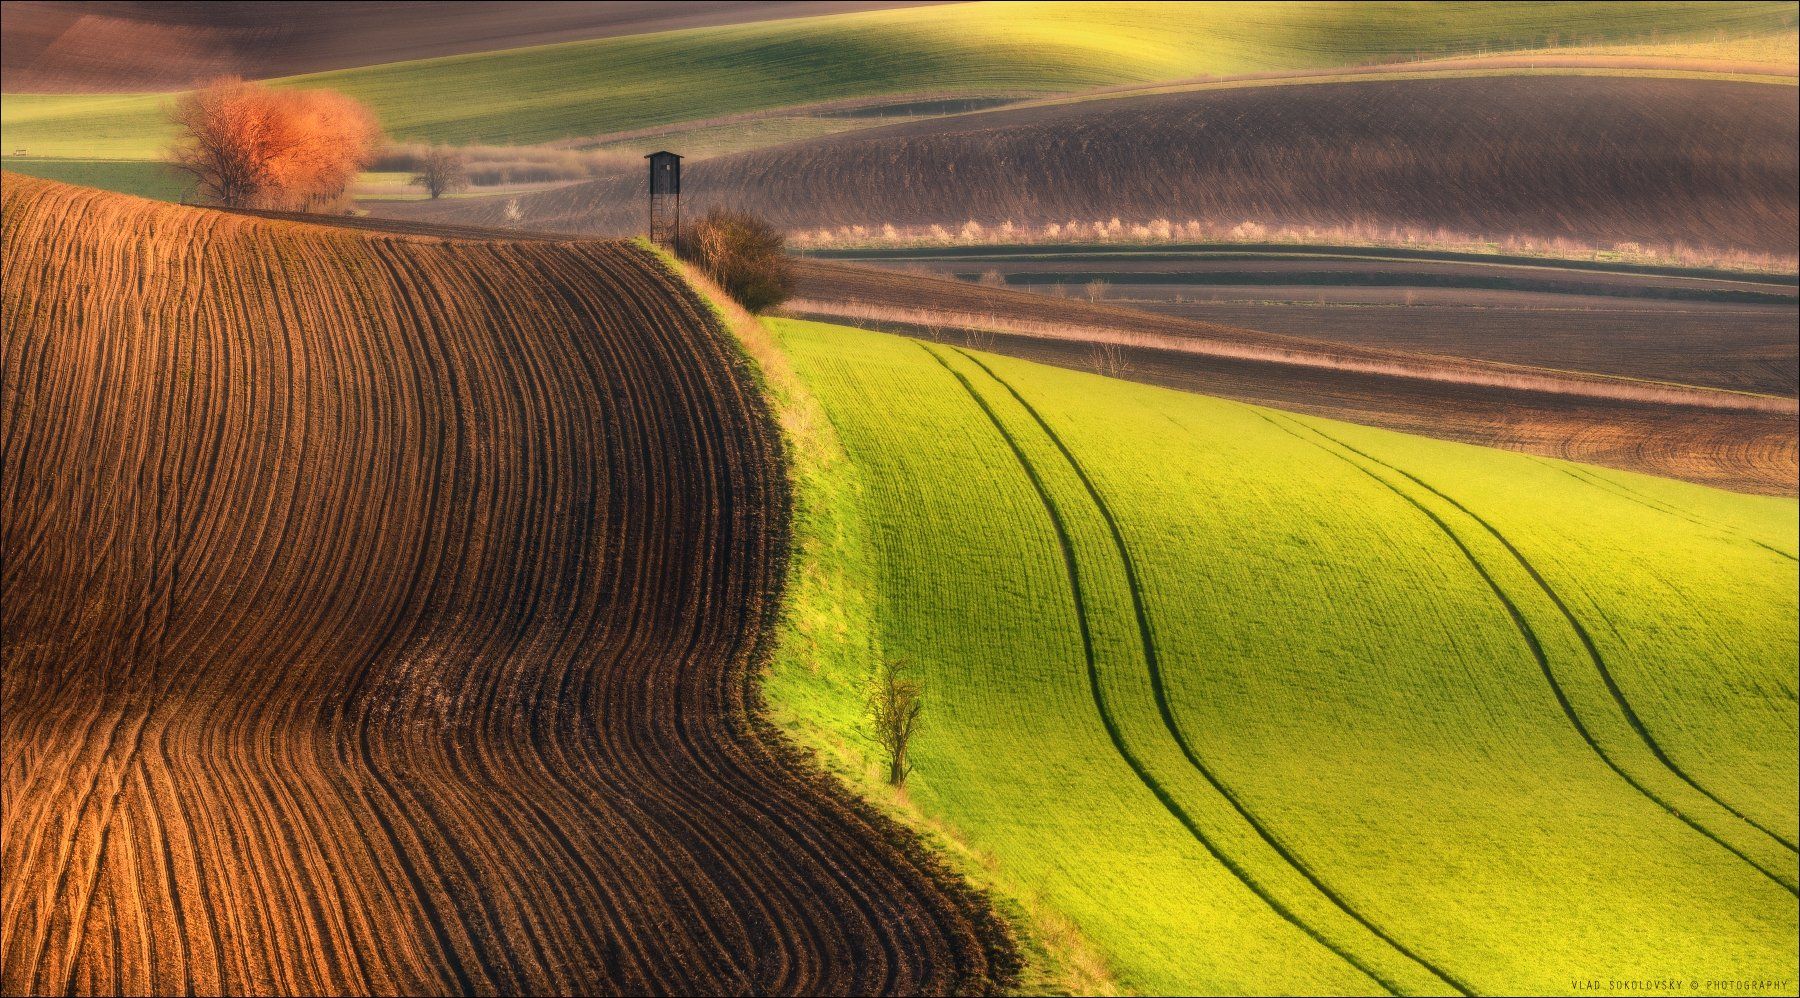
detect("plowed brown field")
(0, 175), (1011, 996)
(391, 76), (1800, 257)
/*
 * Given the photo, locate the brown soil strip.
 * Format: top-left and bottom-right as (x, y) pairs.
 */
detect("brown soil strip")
(789, 260), (1798, 496)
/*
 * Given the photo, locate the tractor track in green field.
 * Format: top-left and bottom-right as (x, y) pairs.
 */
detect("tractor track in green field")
(958, 350), (1482, 997)
(922, 342), (1471, 997)
(1256, 410), (1800, 890)
(1294, 419), (1800, 859)
(1528, 458), (1800, 565)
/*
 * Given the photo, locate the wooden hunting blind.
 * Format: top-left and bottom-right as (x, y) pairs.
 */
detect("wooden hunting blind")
(646, 151), (681, 246)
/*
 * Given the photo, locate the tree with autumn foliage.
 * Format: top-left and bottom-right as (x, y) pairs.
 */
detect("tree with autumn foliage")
(169, 78), (383, 210)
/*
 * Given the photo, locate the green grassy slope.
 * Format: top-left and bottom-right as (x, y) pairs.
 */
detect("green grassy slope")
(763, 317), (1798, 994)
(0, 157), (190, 200)
(5, 1), (1794, 163)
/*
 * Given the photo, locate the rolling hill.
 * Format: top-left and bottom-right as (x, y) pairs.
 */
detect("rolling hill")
(0, 1), (927, 92)
(0, 175), (1013, 995)
(818, 244), (1800, 397)
(5, 2), (1794, 161)
(408, 73), (1800, 258)
(761, 315), (1799, 994)
(787, 259), (1800, 495)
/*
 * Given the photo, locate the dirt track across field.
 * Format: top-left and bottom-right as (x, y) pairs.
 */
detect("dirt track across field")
(0, 175), (1012, 996)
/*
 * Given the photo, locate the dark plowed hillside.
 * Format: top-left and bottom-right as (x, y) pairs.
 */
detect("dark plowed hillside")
(827, 245), (1800, 395)
(0, 1), (928, 91)
(0, 175), (1009, 996)
(403, 75), (1799, 256)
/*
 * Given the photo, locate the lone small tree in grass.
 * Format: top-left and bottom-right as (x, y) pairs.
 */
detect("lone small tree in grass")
(410, 146), (469, 199)
(869, 657), (925, 788)
(678, 208), (795, 313)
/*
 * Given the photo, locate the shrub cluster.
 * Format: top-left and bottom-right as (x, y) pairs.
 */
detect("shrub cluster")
(678, 209), (795, 314)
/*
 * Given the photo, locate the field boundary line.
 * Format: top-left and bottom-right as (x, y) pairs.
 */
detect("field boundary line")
(1020, 66), (1800, 117)
(1254, 408), (1799, 892)
(801, 244), (1800, 285)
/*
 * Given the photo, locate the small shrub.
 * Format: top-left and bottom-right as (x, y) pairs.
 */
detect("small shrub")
(1088, 342), (1133, 377)
(677, 209), (795, 314)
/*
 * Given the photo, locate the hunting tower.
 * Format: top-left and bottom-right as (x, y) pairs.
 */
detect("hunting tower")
(646, 151), (682, 246)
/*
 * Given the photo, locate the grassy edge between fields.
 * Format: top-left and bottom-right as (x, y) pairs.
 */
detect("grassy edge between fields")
(644, 243), (1118, 996)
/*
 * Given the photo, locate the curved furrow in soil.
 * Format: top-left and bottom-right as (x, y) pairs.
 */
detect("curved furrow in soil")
(0, 175), (1012, 996)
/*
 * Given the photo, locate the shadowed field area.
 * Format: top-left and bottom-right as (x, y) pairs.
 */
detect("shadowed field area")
(392, 75), (1799, 258)
(0, 174), (1011, 996)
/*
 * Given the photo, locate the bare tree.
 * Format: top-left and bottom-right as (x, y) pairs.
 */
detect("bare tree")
(963, 325), (996, 352)
(677, 208), (795, 313)
(169, 77), (381, 210)
(409, 146), (469, 199)
(502, 197), (524, 224)
(869, 657), (925, 787)
(1084, 278), (1109, 303)
(1088, 341), (1133, 378)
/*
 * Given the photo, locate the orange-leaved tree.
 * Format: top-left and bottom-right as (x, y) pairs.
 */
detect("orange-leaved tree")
(169, 78), (383, 210)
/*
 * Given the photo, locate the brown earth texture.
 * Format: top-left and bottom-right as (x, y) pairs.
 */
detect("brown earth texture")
(384, 75), (1799, 259)
(0, 174), (1013, 996)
